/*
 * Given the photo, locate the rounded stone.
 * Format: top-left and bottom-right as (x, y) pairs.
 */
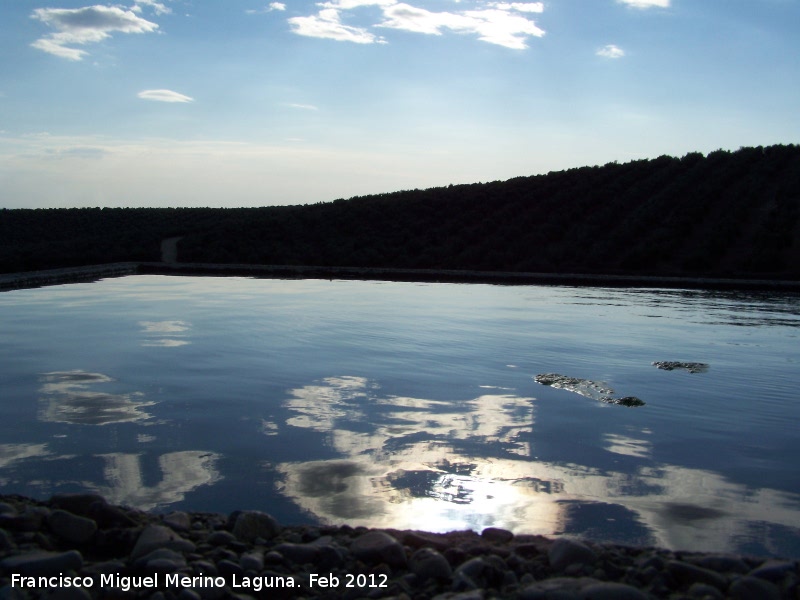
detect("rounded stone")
(162, 511), (192, 532)
(729, 576), (782, 600)
(231, 511), (280, 543)
(410, 547), (452, 581)
(131, 524), (196, 560)
(481, 527), (514, 544)
(692, 554), (749, 574)
(48, 509), (97, 544)
(45, 587), (93, 600)
(49, 493), (106, 517)
(666, 560), (728, 590)
(687, 582), (724, 599)
(748, 560), (797, 583)
(206, 530), (236, 547)
(273, 542), (319, 565)
(0, 550), (83, 576)
(239, 551), (264, 572)
(579, 582), (650, 600)
(350, 531), (407, 568)
(548, 538), (598, 571)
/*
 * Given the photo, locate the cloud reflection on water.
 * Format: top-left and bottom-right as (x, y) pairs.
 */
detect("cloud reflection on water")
(0, 443), (50, 470)
(89, 451), (221, 511)
(139, 320), (191, 347)
(277, 376), (800, 554)
(28, 370), (221, 510)
(39, 371), (155, 425)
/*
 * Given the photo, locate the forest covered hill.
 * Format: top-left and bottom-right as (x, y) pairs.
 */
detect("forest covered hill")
(2, 144), (799, 280)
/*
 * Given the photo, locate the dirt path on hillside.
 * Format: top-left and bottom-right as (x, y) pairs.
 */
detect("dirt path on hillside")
(160, 237), (183, 263)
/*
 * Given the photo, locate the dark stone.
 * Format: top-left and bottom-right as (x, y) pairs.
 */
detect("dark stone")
(601, 396), (646, 407)
(49, 494), (107, 517)
(87, 502), (137, 529)
(691, 554), (749, 574)
(748, 560), (797, 582)
(729, 576), (782, 600)
(410, 547), (452, 582)
(350, 531), (407, 568)
(48, 510), (97, 544)
(548, 539), (598, 571)
(652, 361), (709, 373)
(130, 525), (195, 560)
(231, 511), (280, 543)
(206, 531), (236, 547)
(0, 550), (83, 576)
(273, 542), (319, 565)
(579, 582), (650, 599)
(666, 560), (728, 590)
(481, 527), (514, 544)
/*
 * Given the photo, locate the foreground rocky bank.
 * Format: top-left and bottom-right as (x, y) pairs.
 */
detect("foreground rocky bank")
(0, 495), (797, 600)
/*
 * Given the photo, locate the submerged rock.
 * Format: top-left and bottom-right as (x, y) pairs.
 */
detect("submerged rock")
(534, 374), (645, 407)
(601, 396), (646, 407)
(652, 361), (709, 373)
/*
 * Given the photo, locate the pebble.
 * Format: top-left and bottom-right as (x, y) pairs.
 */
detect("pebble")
(48, 510), (97, 544)
(131, 525), (195, 560)
(230, 511), (280, 543)
(548, 538), (597, 571)
(350, 531), (407, 568)
(729, 575), (783, 600)
(481, 528), (514, 544)
(667, 559), (728, 590)
(0, 494), (797, 599)
(410, 547), (452, 581)
(0, 549), (83, 576)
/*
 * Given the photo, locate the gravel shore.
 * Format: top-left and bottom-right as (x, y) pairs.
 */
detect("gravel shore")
(1, 494), (798, 599)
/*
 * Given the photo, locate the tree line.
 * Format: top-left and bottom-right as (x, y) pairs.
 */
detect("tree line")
(1, 144), (798, 279)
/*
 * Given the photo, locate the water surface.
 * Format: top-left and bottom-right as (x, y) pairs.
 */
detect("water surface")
(1, 275), (798, 557)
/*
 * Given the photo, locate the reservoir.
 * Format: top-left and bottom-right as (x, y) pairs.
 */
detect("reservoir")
(1, 275), (798, 557)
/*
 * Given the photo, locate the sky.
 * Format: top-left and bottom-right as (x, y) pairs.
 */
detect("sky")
(1, 0), (798, 208)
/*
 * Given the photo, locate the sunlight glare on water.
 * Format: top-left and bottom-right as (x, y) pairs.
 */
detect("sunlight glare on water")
(0, 275), (799, 557)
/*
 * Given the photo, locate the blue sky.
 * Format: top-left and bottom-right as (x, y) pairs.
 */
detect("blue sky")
(1, 0), (798, 208)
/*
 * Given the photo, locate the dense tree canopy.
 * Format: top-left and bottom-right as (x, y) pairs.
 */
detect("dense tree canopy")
(2, 144), (798, 279)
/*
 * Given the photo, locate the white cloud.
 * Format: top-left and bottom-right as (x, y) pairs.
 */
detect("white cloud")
(246, 3), (287, 14)
(285, 103), (320, 110)
(320, 0), (396, 9)
(378, 4), (544, 49)
(461, 8), (545, 48)
(288, 9), (383, 44)
(490, 2), (544, 13)
(138, 89), (194, 103)
(291, 0), (545, 49)
(379, 3), (462, 35)
(30, 5), (159, 61)
(617, 0), (670, 8)
(597, 44), (625, 58)
(132, 0), (172, 16)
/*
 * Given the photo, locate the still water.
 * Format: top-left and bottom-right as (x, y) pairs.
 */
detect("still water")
(1, 275), (798, 557)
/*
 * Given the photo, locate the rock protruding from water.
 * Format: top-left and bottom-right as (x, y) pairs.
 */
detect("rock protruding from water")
(652, 361), (710, 373)
(534, 374), (645, 407)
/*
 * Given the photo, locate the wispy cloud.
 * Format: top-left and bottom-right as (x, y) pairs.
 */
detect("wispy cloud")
(246, 3), (287, 14)
(490, 2), (544, 13)
(617, 0), (670, 8)
(138, 89), (194, 103)
(289, 0), (545, 49)
(285, 103), (320, 110)
(289, 9), (385, 44)
(132, 0), (172, 16)
(30, 5), (159, 61)
(597, 44), (625, 58)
